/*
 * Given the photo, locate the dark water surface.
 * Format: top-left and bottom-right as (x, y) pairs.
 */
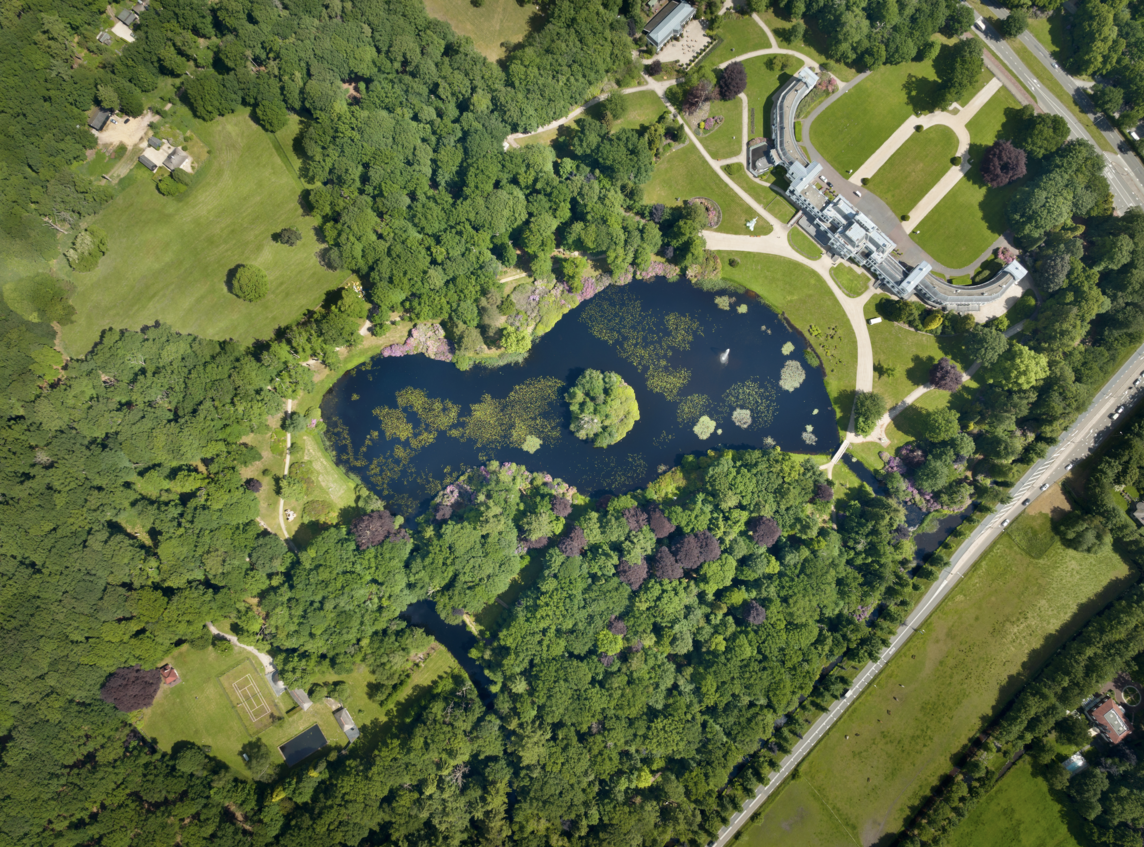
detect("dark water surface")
(322, 279), (839, 514)
(400, 600), (494, 701)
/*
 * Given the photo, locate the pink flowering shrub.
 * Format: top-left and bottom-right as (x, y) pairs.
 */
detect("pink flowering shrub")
(382, 323), (454, 361)
(996, 246), (1017, 265)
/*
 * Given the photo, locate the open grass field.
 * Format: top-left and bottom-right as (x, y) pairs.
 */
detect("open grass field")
(422, 0), (538, 61)
(694, 97), (743, 160)
(701, 13), (772, 69)
(740, 519), (1132, 847)
(914, 86), (1024, 269)
(755, 10), (858, 82)
(865, 125), (959, 217)
(811, 47), (992, 175)
(946, 758), (1083, 847)
(1006, 38), (1113, 153)
(61, 113), (348, 357)
(1027, 13), (1069, 66)
(788, 227), (823, 259)
(829, 264), (869, 298)
(643, 141), (761, 236)
(719, 251), (858, 437)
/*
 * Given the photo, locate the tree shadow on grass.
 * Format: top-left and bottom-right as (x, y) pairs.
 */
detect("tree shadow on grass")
(906, 352), (937, 388)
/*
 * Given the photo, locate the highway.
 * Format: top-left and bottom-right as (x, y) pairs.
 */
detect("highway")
(971, 12), (1144, 211)
(708, 346), (1144, 847)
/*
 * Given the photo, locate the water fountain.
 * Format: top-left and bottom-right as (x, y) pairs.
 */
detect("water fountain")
(719, 348), (730, 364)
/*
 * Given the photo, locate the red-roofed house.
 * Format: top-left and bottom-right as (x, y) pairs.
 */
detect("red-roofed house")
(1087, 698), (1132, 744)
(159, 664), (180, 686)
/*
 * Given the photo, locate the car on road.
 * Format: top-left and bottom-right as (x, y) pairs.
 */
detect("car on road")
(1066, 462), (1075, 471)
(1135, 378), (1141, 387)
(1053, 61), (1059, 69)
(1001, 518), (1010, 528)
(1022, 498), (1031, 506)
(854, 190), (862, 198)
(1040, 483), (1050, 491)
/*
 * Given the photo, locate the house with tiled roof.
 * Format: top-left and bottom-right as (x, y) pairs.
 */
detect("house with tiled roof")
(1086, 697), (1132, 744)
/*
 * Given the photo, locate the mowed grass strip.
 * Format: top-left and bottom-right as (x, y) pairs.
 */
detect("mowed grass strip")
(914, 86), (1025, 269)
(723, 168), (799, 227)
(643, 141), (761, 236)
(719, 251), (858, 436)
(422, 0), (537, 61)
(743, 524), (1132, 847)
(62, 113), (348, 357)
(862, 294), (968, 407)
(741, 54), (805, 138)
(865, 125), (958, 217)
(945, 758), (1082, 847)
(829, 264), (869, 298)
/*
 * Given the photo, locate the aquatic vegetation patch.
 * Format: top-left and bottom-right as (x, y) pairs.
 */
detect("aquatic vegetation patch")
(677, 394), (712, 425)
(693, 416), (716, 439)
(720, 379), (777, 429)
(780, 360), (806, 392)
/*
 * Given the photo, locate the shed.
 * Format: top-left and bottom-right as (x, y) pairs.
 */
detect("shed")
(147, 136), (163, 149)
(163, 148), (190, 171)
(132, 2), (147, 12)
(159, 664), (181, 686)
(89, 109), (112, 132)
(116, 8), (138, 25)
(1134, 502), (1144, 526)
(289, 688), (313, 711)
(97, 31), (112, 46)
(333, 708), (360, 743)
(643, 2), (695, 53)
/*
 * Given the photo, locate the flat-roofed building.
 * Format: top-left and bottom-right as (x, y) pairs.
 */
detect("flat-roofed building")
(643, 2), (695, 53)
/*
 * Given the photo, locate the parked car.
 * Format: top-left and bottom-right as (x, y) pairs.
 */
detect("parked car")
(854, 190), (862, 198)
(1001, 518), (1010, 528)
(1040, 483), (1050, 491)
(1065, 462), (1075, 471)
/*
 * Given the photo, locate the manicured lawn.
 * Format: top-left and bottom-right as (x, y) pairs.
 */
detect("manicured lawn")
(811, 47), (992, 174)
(743, 526), (1132, 847)
(865, 125), (959, 217)
(422, 0), (537, 60)
(914, 86), (1025, 269)
(829, 264), (869, 298)
(788, 227), (823, 259)
(946, 759), (1082, 847)
(695, 97), (744, 160)
(1007, 38), (1113, 153)
(719, 251), (858, 437)
(742, 55), (805, 138)
(643, 141), (762, 236)
(62, 113), (349, 357)
(862, 295), (969, 408)
(701, 13), (772, 68)
(724, 168), (795, 226)
(755, 9), (858, 82)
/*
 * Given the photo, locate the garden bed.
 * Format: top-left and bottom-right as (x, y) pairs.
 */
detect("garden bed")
(688, 196), (722, 228)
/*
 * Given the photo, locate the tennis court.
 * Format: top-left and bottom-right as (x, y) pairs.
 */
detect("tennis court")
(218, 660), (280, 734)
(278, 724), (328, 766)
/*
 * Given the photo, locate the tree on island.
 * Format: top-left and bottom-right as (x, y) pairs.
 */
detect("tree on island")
(566, 369), (640, 447)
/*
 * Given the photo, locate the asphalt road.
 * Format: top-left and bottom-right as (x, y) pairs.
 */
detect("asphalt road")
(708, 346), (1144, 847)
(971, 15), (1144, 211)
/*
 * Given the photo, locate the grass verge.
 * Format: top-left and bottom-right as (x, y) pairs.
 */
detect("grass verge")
(829, 264), (869, 298)
(788, 227), (823, 259)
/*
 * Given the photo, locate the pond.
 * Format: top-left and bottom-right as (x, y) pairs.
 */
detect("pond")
(322, 278), (839, 515)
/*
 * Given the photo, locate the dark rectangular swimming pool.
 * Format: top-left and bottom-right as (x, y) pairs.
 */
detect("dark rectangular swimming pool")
(277, 724), (327, 766)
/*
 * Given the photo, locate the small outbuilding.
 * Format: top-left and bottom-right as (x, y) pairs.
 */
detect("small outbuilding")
(289, 688), (313, 711)
(97, 31), (112, 46)
(147, 136), (163, 149)
(89, 109), (112, 132)
(333, 708), (360, 743)
(132, 1), (147, 13)
(159, 664), (181, 686)
(643, 1), (696, 53)
(1132, 502), (1144, 526)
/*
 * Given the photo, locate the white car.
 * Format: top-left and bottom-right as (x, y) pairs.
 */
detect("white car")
(854, 190), (862, 198)
(1065, 462), (1075, 471)
(1001, 518), (1010, 528)
(1040, 483), (1050, 491)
